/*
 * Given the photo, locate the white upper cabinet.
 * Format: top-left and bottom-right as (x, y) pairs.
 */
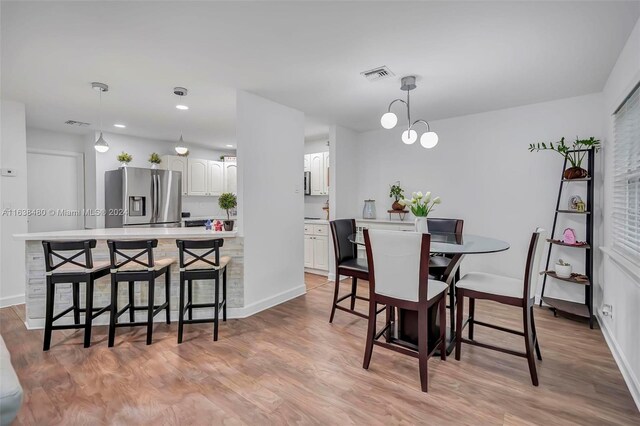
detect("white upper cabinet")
(207, 161), (225, 196)
(323, 151), (330, 195)
(303, 154), (310, 172)
(224, 161), (237, 194)
(308, 151), (329, 195)
(162, 155), (188, 195)
(187, 158), (209, 196)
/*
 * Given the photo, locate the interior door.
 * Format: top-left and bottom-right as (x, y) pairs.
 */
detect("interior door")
(27, 150), (84, 232)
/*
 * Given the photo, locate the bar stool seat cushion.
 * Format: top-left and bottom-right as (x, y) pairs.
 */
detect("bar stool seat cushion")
(0, 336), (23, 426)
(339, 258), (368, 273)
(115, 257), (176, 272)
(455, 272), (523, 299)
(52, 260), (111, 274)
(182, 256), (231, 271)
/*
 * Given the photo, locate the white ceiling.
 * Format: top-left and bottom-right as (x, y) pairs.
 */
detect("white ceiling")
(2, 1), (638, 148)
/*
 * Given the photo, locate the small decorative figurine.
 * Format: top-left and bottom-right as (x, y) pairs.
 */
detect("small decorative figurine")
(576, 200), (586, 212)
(205, 219), (212, 230)
(563, 228), (577, 245)
(569, 195), (583, 211)
(214, 220), (223, 231)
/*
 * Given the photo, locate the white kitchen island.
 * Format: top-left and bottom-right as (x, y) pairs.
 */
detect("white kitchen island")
(13, 227), (243, 329)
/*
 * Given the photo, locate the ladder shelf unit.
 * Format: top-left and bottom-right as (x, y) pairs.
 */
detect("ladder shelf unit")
(539, 148), (595, 329)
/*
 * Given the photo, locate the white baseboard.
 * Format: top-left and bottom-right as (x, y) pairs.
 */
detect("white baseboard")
(0, 293), (25, 308)
(597, 312), (640, 411)
(24, 284), (307, 329)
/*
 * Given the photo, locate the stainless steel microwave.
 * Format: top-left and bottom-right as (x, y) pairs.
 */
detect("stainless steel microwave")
(304, 171), (311, 195)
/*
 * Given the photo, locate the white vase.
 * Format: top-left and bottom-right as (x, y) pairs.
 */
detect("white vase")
(415, 217), (429, 233)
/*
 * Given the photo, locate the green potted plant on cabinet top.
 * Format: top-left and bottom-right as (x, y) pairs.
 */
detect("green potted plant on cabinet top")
(218, 192), (237, 231)
(389, 182), (405, 211)
(148, 152), (162, 169)
(117, 152), (132, 167)
(528, 136), (600, 179)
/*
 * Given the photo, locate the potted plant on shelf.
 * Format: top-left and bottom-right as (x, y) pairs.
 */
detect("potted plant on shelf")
(554, 259), (572, 279)
(117, 151), (132, 167)
(528, 136), (600, 179)
(398, 191), (441, 233)
(218, 192), (237, 231)
(148, 152), (162, 169)
(389, 182), (405, 211)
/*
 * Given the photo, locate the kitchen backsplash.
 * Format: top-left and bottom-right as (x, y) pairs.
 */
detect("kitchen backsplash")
(304, 196), (328, 219)
(182, 196), (232, 218)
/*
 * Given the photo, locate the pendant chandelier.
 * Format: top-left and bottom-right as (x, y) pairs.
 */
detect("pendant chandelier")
(174, 87), (189, 155)
(380, 76), (438, 149)
(92, 82), (109, 153)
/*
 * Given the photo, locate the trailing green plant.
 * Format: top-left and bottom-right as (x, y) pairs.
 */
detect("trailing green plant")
(117, 151), (132, 163)
(398, 191), (441, 217)
(389, 182), (404, 202)
(148, 152), (162, 164)
(528, 136), (600, 169)
(218, 192), (237, 220)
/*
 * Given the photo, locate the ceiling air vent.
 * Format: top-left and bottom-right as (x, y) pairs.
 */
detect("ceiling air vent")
(65, 120), (91, 127)
(361, 66), (394, 82)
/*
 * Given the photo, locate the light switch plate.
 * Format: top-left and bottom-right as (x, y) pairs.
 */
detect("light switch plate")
(1, 168), (16, 177)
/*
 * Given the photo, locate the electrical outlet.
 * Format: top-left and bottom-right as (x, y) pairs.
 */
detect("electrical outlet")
(1, 168), (16, 177)
(601, 303), (613, 319)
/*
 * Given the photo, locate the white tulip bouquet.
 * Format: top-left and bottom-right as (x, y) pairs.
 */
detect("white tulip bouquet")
(398, 191), (441, 217)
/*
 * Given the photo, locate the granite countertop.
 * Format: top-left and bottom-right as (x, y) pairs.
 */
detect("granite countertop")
(14, 227), (238, 241)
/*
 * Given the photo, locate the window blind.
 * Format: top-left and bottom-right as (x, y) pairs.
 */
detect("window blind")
(613, 84), (640, 260)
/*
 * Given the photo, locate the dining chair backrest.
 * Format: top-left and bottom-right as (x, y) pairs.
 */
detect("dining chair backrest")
(524, 228), (547, 300)
(427, 218), (463, 235)
(364, 229), (431, 303)
(176, 238), (224, 269)
(107, 239), (158, 271)
(42, 240), (97, 273)
(330, 219), (357, 264)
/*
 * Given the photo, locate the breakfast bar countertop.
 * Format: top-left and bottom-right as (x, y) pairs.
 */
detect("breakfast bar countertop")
(13, 227), (238, 241)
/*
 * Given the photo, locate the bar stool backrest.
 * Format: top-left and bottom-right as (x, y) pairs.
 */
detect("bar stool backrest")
(42, 240), (97, 274)
(176, 239), (224, 270)
(330, 219), (357, 264)
(107, 239), (158, 272)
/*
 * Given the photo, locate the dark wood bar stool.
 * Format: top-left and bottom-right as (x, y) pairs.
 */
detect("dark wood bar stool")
(41, 240), (111, 351)
(176, 239), (230, 343)
(107, 239), (175, 346)
(329, 219), (383, 322)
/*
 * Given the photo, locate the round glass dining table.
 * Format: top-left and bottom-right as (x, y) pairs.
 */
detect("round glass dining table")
(347, 231), (510, 254)
(347, 230), (510, 354)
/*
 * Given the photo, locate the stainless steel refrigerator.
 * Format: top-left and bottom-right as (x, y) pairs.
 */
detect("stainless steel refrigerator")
(105, 167), (182, 228)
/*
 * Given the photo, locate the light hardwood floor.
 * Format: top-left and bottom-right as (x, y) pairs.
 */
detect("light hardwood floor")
(1, 273), (638, 425)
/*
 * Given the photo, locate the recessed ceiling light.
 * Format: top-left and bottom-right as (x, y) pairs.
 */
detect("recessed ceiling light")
(176, 105), (189, 110)
(113, 123), (126, 128)
(225, 144), (234, 148)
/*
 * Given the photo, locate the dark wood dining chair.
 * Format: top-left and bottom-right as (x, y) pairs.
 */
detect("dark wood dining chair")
(328, 219), (372, 322)
(41, 240), (111, 350)
(427, 218), (464, 279)
(363, 229), (448, 392)
(455, 228), (546, 386)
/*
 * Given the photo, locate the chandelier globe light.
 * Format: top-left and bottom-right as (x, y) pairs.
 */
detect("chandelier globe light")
(380, 76), (438, 149)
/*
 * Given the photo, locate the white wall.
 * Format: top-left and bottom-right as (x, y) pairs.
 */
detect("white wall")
(236, 90), (305, 311)
(0, 100), (28, 307)
(355, 93), (604, 303)
(304, 137), (329, 218)
(600, 16), (640, 409)
(26, 127), (84, 153)
(85, 131), (234, 227)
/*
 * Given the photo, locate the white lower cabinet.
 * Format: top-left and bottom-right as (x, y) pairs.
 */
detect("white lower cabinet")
(304, 223), (329, 272)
